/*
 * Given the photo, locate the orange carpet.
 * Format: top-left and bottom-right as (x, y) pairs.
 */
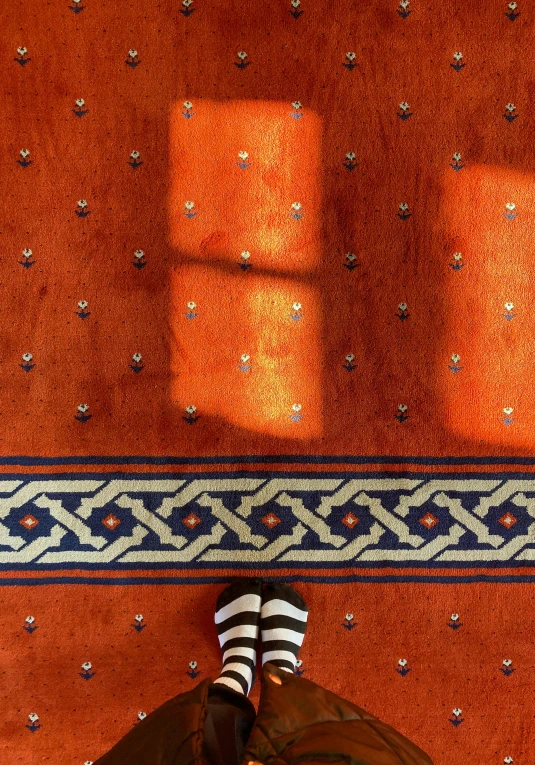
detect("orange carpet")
(2, 0), (535, 762)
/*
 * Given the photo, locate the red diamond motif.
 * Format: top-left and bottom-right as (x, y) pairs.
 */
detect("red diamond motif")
(420, 512), (438, 529)
(499, 512), (517, 529)
(261, 513), (281, 528)
(102, 513), (121, 530)
(342, 512), (358, 529)
(183, 513), (201, 529)
(20, 514), (39, 529)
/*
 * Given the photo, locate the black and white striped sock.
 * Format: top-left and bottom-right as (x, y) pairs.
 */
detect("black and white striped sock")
(260, 582), (308, 673)
(212, 578), (262, 696)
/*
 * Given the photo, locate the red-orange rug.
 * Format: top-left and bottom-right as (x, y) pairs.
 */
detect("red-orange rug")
(2, 0), (535, 762)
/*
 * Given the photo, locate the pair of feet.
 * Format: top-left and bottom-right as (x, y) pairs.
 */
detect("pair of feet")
(212, 578), (308, 697)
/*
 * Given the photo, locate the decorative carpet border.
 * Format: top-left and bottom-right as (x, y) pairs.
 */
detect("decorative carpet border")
(2, 465), (535, 582)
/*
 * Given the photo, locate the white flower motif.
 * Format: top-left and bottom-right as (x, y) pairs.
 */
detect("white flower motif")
(292, 403), (302, 412)
(20, 149), (30, 158)
(185, 405), (196, 414)
(187, 301), (196, 310)
(135, 614), (144, 622)
(26, 615), (35, 624)
(238, 151), (249, 160)
(78, 300), (88, 309)
(291, 100), (302, 110)
(345, 612), (353, 621)
(346, 252), (356, 261)
(345, 354), (355, 362)
(22, 353), (33, 362)
(503, 407), (514, 415)
(130, 151), (140, 159)
(504, 757), (514, 765)
(291, 0), (301, 6)
(346, 52), (356, 61)
(78, 404), (89, 413)
(398, 659), (408, 666)
(505, 103), (516, 112)
(77, 199), (88, 208)
(237, 51), (248, 60)
(22, 248), (32, 258)
(17, 47), (27, 56)
(138, 711), (147, 720)
(399, 0), (410, 7)
(291, 202), (302, 210)
(508, 2), (517, 9)
(505, 202), (516, 211)
(450, 613), (459, 621)
(399, 101), (410, 111)
(453, 252), (462, 260)
(451, 354), (460, 363)
(502, 659), (512, 666)
(183, 100), (193, 110)
(241, 250), (251, 260)
(132, 353), (142, 363)
(504, 302), (514, 311)
(292, 302), (302, 311)
(453, 52), (463, 61)
(295, 659), (303, 667)
(189, 661), (197, 669)
(452, 708), (462, 717)
(75, 98), (85, 107)
(28, 713), (39, 723)
(240, 354), (250, 363)
(398, 302), (407, 311)
(346, 152), (356, 161)
(84, 761), (94, 765)
(399, 202), (409, 211)
(128, 50), (138, 58)
(183, 0), (193, 6)
(82, 662), (92, 671)
(184, 201), (195, 210)
(398, 404), (408, 412)
(452, 152), (462, 161)
(134, 249), (145, 259)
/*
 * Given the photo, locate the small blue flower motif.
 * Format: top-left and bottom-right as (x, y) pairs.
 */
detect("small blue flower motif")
(76, 300), (91, 319)
(130, 352), (144, 373)
(73, 98), (88, 117)
(23, 615), (38, 634)
(132, 249), (147, 269)
(20, 248), (35, 269)
(132, 614), (146, 632)
(26, 713), (40, 733)
(449, 251), (464, 271)
(290, 202), (304, 220)
(69, 0), (85, 12)
(237, 151), (250, 169)
(290, 301), (303, 320)
(20, 353), (35, 373)
(239, 250), (252, 270)
(15, 47), (30, 66)
(343, 51), (357, 70)
(18, 149), (32, 168)
(504, 202), (517, 220)
(343, 353), (356, 372)
(128, 150), (143, 169)
(187, 661), (200, 679)
(75, 403), (92, 423)
(80, 661), (95, 681)
(450, 152), (464, 171)
(450, 52), (465, 71)
(395, 404), (409, 423)
(342, 152), (358, 171)
(504, 102), (518, 122)
(182, 100), (195, 119)
(238, 354), (251, 373)
(290, 403), (303, 422)
(398, 101), (412, 120)
(502, 406), (514, 426)
(180, 0), (195, 15)
(447, 353), (463, 374)
(126, 49), (140, 68)
(449, 708), (464, 727)
(184, 404), (199, 424)
(185, 301), (197, 320)
(235, 51), (250, 69)
(183, 200), (197, 218)
(500, 659), (515, 677)
(342, 613), (356, 630)
(447, 612), (462, 630)
(289, 0), (304, 18)
(397, 0), (412, 18)
(294, 659), (305, 675)
(290, 101), (303, 119)
(397, 659), (411, 677)
(502, 303), (516, 321)
(505, 1), (519, 20)
(396, 302), (409, 321)
(397, 202), (411, 220)
(344, 252), (359, 271)
(75, 199), (91, 218)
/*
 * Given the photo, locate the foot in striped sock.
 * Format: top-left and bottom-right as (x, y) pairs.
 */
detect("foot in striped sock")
(212, 578), (262, 696)
(260, 582), (308, 673)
